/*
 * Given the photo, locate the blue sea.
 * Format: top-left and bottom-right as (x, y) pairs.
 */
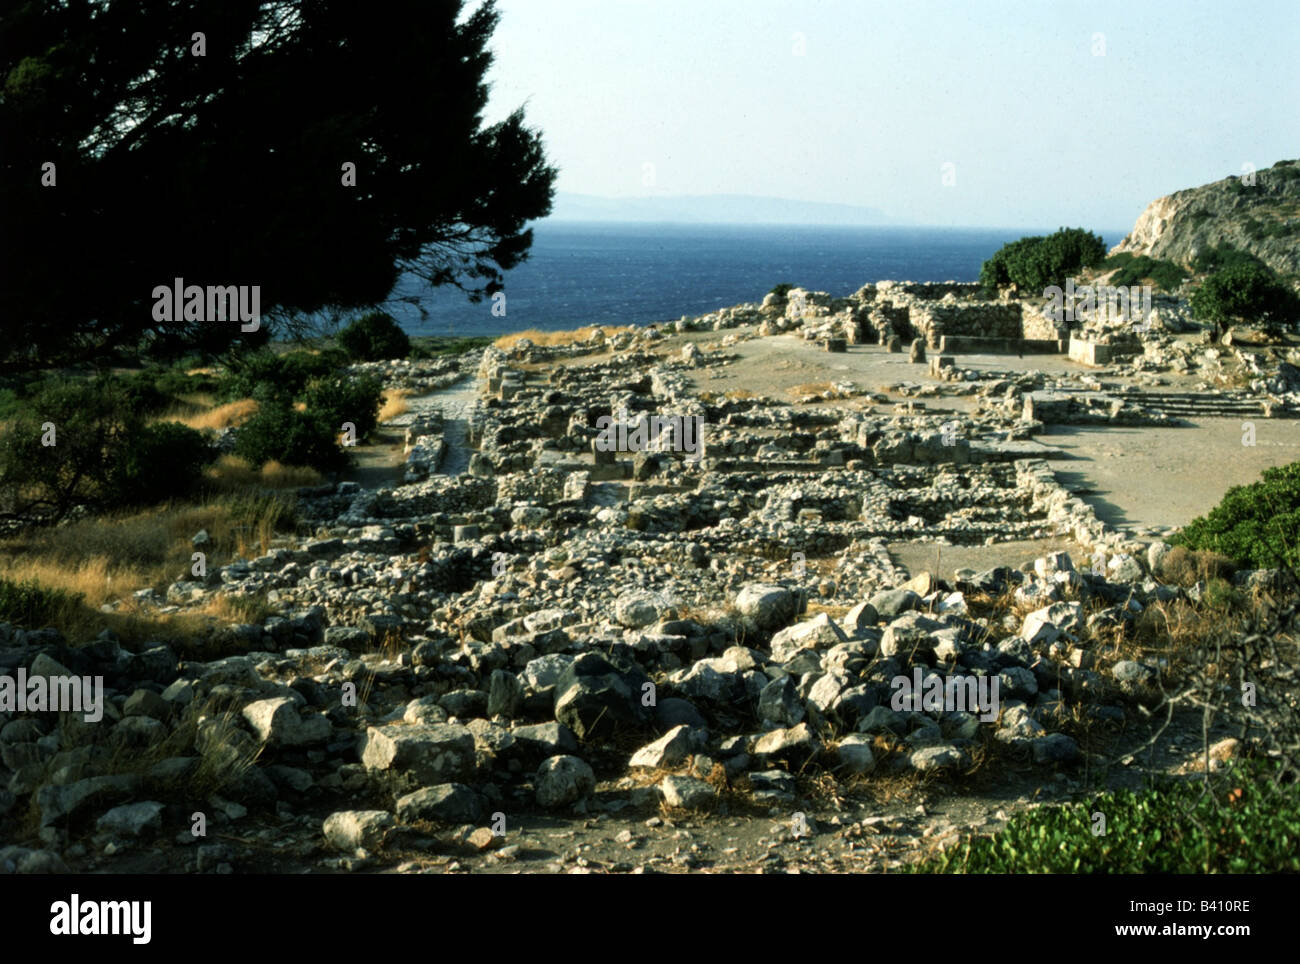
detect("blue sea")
(382, 222), (1127, 338)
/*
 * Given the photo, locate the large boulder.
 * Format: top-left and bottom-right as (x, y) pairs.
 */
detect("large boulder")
(360, 723), (476, 783)
(553, 652), (652, 741)
(734, 583), (797, 631)
(769, 612), (846, 663)
(242, 697), (331, 748)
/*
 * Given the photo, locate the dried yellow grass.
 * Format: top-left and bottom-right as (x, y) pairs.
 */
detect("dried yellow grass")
(167, 397), (259, 431)
(788, 381), (835, 401)
(494, 325), (637, 350)
(205, 455), (322, 491)
(0, 496), (293, 644)
(379, 389), (411, 422)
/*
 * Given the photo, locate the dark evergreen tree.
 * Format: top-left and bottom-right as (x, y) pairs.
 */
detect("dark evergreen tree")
(0, 0), (556, 369)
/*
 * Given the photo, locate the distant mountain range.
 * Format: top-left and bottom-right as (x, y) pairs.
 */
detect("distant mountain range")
(546, 192), (891, 226)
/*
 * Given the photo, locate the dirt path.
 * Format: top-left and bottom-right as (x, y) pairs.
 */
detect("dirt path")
(343, 377), (480, 487)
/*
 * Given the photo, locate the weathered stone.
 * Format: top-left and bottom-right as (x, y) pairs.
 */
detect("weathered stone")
(96, 801), (165, 838)
(242, 697), (331, 748)
(734, 583), (796, 631)
(535, 755), (595, 808)
(660, 774), (717, 810)
(360, 723), (475, 783)
(395, 783), (484, 824)
(629, 724), (696, 769)
(323, 810), (393, 851)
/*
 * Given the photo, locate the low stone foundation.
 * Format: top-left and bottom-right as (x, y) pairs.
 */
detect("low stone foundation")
(937, 335), (1066, 355)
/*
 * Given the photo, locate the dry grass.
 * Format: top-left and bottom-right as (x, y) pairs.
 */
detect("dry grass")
(804, 601), (851, 621)
(379, 389), (411, 422)
(788, 381), (834, 399)
(204, 455), (323, 492)
(1158, 546), (1237, 587)
(0, 494), (293, 644)
(167, 397), (259, 431)
(494, 325), (637, 350)
(723, 388), (760, 401)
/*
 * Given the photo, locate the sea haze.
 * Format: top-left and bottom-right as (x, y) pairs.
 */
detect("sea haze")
(383, 222), (1128, 338)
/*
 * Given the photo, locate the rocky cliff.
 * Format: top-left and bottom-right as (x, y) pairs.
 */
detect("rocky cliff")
(1112, 159), (1300, 281)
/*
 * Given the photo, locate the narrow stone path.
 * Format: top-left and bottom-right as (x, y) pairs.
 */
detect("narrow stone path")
(381, 376), (480, 480)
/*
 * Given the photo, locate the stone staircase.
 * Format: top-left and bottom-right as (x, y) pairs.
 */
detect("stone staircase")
(1131, 391), (1294, 419)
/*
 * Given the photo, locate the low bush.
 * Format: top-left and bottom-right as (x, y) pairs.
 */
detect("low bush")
(233, 403), (351, 474)
(910, 762), (1300, 873)
(108, 421), (216, 505)
(1191, 260), (1300, 330)
(1172, 462), (1300, 570)
(218, 349), (347, 405)
(1103, 253), (1185, 291)
(0, 377), (218, 521)
(302, 373), (383, 442)
(980, 227), (1108, 293)
(0, 576), (80, 628)
(337, 311), (410, 361)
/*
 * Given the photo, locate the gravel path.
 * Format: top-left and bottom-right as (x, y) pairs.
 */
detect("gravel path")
(385, 376), (481, 478)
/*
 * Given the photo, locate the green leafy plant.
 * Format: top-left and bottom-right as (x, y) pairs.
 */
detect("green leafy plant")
(980, 227), (1107, 293)
(1190, 260), (1300, 331)
(911, 762), (1300, 873)
(0, 377), (218, 521)
(1103, 253), (1185, 291)
(107, 421), (216, 505)
(337, 311), (411, 361)
(1172, 462), (1300, 570)
(302, 373), (384, 442)
(233, 404), (351, 474)
(218, 350), (347, 405)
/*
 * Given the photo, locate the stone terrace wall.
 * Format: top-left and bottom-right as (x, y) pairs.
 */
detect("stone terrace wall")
(912, 302), (1024, 347)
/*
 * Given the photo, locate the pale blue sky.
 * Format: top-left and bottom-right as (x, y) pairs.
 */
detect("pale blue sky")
(479, 0), (1300, 229)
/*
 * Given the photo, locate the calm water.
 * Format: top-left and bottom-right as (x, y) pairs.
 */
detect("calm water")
(382, 222), (1126, 337)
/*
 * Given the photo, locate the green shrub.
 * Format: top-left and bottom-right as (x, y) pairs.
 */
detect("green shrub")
(1190, 260), (1300, 330)
(768, 283), (796, 300)
(911, 762), (1300, 873)
(0, 577), (80, 627)
(108, 421), (216, 505)
(0, 377), (136, 522)
(219, 349), (346, 404)
(980, 227), (1107, 293)
(0, 377), (218, 519)
(1192, 244), (1265, 275)
(337, 311), (411, 361)
(1172, 461), (1300, 570)
(233, 403), (351, 473)
(1104, 254), (1185, 291)
(301, 373), (383, 442)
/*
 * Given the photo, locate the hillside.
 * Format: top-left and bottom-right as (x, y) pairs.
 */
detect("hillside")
(1111, 159), (1300, 282)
